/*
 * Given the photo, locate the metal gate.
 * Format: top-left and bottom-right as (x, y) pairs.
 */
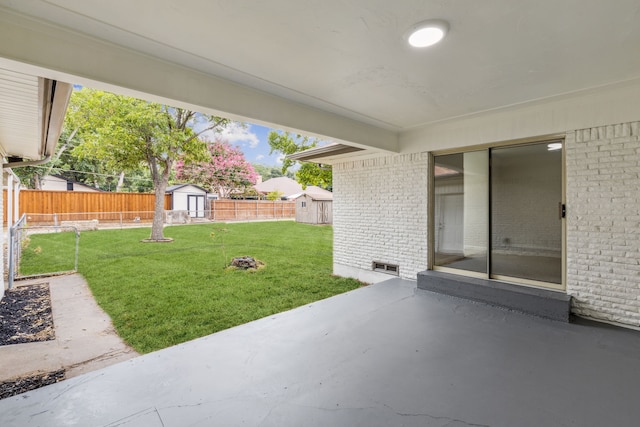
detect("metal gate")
(8, 214), (80, 289)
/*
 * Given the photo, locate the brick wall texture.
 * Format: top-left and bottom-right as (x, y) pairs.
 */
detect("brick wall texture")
(566, 121), (640, 327)
(333, 153), (429, 280)
(333, 120), (640, 328)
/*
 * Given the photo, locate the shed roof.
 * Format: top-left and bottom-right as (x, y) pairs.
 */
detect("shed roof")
(165, 184), (208, 194)
(288, 187), (333, 201)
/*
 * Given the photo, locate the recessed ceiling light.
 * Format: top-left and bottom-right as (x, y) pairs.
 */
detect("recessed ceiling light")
(406, 20), (449, 48)
(547, 142), (563, 151)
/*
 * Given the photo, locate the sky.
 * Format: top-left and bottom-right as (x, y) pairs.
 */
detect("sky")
(207, 122), (285, 167)
(204, 120), (329, 169)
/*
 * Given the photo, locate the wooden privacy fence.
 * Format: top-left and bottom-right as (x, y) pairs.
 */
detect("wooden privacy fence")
(209, 200), (295, 221)
(3, 190), (171, 225)
(3, 190), (295, 225)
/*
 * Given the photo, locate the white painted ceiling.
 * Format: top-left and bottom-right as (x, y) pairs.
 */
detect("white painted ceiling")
(2, 0), (640, 135)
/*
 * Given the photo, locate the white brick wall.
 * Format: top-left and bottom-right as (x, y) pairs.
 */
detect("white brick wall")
(333, 153), (429, 281)
(334, 120), (640, 329)
(566, 121), (640, 328)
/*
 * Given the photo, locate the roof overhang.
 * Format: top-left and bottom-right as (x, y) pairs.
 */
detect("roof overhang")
(0, 63), (72, 167)
(287, 143), (372, 165)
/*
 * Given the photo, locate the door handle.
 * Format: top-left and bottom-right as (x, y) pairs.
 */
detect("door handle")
(559, 203), (566, 219)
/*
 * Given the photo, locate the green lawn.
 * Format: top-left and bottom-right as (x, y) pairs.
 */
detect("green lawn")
(20, 222), (362, 353)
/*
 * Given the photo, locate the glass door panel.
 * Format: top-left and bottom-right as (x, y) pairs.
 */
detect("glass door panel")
(434, 151), (488, 274)
(490, 143), (562, 284)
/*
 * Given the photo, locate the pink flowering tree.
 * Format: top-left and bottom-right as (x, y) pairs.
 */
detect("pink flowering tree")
(175, 139), (259, 198)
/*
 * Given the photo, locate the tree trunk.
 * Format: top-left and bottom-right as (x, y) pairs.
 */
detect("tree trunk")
(149, 178), (167, 241)
(116, 171), (125, 192)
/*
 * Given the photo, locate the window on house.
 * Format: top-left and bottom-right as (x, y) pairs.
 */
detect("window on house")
(301, 201), (306, 208)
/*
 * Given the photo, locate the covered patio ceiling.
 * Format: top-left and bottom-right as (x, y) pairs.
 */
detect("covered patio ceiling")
(1, 1), (639, 161)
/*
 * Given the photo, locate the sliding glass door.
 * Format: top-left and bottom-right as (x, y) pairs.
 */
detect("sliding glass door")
(433, 141), (564, 288)
(490, 143), (562, 284)
(434, 151), (488, 275)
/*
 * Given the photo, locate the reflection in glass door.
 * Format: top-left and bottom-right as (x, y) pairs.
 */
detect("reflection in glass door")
(434, 151), (488, 275)
(433, 141), (564, 288)
(490, 143), (562, 284)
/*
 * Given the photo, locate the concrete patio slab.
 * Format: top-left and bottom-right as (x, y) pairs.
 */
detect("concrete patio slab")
(1, 278), (639, 426)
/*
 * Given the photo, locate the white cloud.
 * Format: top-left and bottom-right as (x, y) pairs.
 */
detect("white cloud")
(276, 154), (285, 164)
(214, 122), (260, 148)
(256, 154), (265, 161)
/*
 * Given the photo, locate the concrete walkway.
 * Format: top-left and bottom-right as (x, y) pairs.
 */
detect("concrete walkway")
(0, 274), (138, 382)
(1, 278), (640, 426)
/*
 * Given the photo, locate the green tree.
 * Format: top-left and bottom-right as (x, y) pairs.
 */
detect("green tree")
(267, 131), (332, 189)
(175, 139), (258, 199)
(71, 88), (229, 241)
(266, 190), (283, 201)
(252, 163), (295, 181)
(13, 90), (153, 191)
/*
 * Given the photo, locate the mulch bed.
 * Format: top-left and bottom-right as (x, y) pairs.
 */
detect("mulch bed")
(0, 283), (63, 399)
(0, 369), (65, 399)
(0, 283), (55, 345)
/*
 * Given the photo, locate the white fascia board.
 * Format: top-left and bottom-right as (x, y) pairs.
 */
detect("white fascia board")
(400, 77), (640, 154)
(0, 10), (398, 153)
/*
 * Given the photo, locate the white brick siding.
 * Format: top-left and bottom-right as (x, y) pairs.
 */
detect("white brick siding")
(566, 121), (640, 328)
(333, 153), (429, 281)
(334, 120), (640, 329)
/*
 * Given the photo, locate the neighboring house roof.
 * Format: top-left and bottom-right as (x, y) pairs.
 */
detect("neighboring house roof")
(41, 175), (103, 192)
(288, 187), (333, 201)
(165, 184), (208, 193)
(254, 177), (303, 198)
(255, 177), (332, 199)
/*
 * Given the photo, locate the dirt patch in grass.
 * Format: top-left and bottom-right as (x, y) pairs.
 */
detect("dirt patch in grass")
(0, 369), (65, 399)
(0, 283), (55, 346)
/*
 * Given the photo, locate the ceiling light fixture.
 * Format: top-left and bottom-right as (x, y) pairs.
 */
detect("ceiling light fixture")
(406, 19), (449, 48)
(547, 142), (563, 151)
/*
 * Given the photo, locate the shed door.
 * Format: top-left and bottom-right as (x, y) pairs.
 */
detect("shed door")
(317, 202), (330, 224)
(187, 195), (205, 218)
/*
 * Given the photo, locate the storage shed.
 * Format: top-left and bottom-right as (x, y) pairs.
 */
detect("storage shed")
(294, 191), (333, 225)
(166, 184), (208, 218)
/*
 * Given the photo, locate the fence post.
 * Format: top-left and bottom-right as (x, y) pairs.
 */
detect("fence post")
(256, 200), (258, 220)
(235, 200), (238, 221)
(8, 224), (15, 290)
(120, 212), (123, 228)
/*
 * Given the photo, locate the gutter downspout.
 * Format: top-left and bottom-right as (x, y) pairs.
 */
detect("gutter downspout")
(3, 154), (52, 169)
